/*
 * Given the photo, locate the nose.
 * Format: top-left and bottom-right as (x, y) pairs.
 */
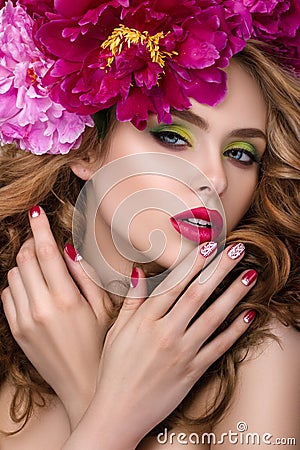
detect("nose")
(190, 153), (228, 198)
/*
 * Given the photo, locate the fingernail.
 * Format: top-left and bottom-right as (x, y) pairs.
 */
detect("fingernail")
(227, 242), (245, 260)
(243, 309), (257, 324)
(241, 269), (258, 286)
(130, 267), (139, 288)
(29, 205), (40, 218)
(64, 243), (82, 262)
(200, 241), (218, 258)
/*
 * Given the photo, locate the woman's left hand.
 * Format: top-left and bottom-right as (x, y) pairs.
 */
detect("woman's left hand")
(1, 206), (113, 429)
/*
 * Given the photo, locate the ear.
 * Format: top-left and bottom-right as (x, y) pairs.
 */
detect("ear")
(69, 156), (100, 181)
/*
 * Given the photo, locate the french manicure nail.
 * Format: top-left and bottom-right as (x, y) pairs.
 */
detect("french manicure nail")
(130, 267), (139, 288)
(243, 309), (257, 324)
(64, 243), (82, 262)
(241, 269), (258, 286)
(29, 205), (40, 218)
(227, 242), (245, 260)
(200, 241), (218, 258)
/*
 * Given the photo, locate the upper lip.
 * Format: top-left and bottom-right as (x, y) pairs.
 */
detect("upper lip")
(171, 207), (223, 236)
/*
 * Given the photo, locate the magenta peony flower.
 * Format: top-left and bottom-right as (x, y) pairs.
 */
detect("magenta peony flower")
(0, 1), (93, 155)
(243, 0), (300, 72)
(36, 0), (252, 130)
(1, 0), (298, 155)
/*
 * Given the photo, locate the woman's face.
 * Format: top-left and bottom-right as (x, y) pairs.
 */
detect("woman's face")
(89, 62), (267, 269)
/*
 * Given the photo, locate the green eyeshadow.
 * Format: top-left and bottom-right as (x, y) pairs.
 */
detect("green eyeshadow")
(150, 123), (193, 146)
(223, 141), (260, 162)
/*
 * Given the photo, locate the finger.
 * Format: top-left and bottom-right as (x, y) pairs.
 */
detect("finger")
(165, 243), (246, 331)
(142, 241), (218, 319)
(184, 269), (258, 351)
(6, 266), (31, 320)
(1, 286), (17, 333)
(28, 206), (75, 294)
(15, 238), (48, 302)
(192, 309), (257, 377)
(110, 268), (147, 336)
(64, 243), (113, 327)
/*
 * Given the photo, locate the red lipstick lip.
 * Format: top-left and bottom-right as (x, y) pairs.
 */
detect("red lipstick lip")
(170, 207), (223, 244)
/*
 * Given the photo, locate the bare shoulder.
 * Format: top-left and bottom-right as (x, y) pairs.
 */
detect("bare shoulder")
(254, 318), (299, 353)
(211, 319), (300, 449)
(239, 318), (299, 378)
(0, 381), (70, 450)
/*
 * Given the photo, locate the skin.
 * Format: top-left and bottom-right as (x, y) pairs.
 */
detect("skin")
(1, 211), (257, 449)
(1, 62), (299, 449)
(73, 62), (267, 289)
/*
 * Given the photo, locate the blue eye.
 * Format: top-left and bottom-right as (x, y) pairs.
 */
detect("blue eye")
(223, 142), (260, 166)
(150, 124), (193, 148)
(152, 131), (188, 146)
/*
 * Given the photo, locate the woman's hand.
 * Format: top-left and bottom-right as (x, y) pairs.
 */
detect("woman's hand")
(1, 205), (113, 429)
(64, 242), (257, 450)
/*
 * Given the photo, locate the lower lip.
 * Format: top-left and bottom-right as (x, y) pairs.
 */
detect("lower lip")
(170, 210), (223, 244)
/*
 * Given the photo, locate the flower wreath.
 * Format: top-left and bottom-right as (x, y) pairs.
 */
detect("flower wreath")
(0, 0), (299, 154)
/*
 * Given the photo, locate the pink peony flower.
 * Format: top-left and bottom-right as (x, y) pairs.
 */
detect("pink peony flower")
(36, 0), (252, 130)
(0, 1), (93, 155)
(0, 0), (54, 17)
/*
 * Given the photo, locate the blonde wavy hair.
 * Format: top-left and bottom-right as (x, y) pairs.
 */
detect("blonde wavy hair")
(0, 42), (299, 435)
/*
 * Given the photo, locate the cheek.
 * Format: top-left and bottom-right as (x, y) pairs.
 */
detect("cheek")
(95, 175), (181, 236)
(96, 180), (138, 232)
(223, 170), (258, 232)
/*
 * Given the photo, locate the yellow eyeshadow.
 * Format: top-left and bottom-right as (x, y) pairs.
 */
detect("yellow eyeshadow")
(150, 124), (193, 146)
(224, 141), (257, 155)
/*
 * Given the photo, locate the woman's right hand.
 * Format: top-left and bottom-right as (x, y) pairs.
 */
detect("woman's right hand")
(65, 241), (257, 450)
(1, 206), (114, 430)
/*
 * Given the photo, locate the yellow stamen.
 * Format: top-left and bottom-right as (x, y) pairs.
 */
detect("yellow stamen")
(27, 67), (38, 83)
(101, 24), (177, 68)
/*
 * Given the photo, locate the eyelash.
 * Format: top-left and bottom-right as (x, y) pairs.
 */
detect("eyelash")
(223, 145), (260, 166)
(150, 128), (192, 149)
(150, 128), (260, 165)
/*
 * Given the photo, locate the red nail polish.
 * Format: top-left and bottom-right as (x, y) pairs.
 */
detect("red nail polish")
(241, 269), (258, 286)
(130, 267), (139, 288)
(64, 243), (82, 262)
(29, 205), (40, 218)
(243, 310), (257, 324)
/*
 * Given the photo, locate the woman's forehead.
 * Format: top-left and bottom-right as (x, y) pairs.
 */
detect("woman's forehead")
(188, 63), (267, 134)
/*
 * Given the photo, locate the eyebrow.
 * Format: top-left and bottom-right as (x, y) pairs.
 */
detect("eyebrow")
(171, 109), (267, 141)
(171, 110), (209, 130)
(228, 128), (267, 141)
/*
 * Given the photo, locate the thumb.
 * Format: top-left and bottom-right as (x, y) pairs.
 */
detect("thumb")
(112, 267), (147, 334)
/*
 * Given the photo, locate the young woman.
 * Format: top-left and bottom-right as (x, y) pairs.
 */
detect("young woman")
(0, 1), (299, 449)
